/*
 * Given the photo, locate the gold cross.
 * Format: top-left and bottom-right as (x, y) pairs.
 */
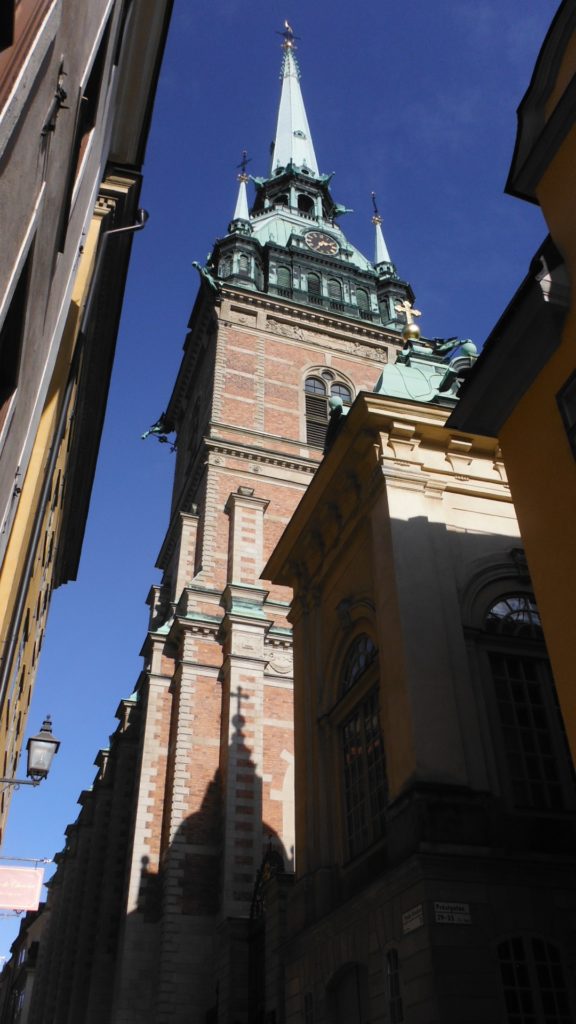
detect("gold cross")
(395, 299), (422, 324)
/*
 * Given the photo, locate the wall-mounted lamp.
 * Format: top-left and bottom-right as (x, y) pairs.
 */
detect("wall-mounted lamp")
(0, 717), (60, 791)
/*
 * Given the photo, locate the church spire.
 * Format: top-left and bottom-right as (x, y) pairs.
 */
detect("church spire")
(229, 151), (252, 235)
(271, 22), (319, 177)
(371, 193), (392, 267)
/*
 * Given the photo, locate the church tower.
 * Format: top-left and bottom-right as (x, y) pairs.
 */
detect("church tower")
(36, 25), (421, 1024)
(110, 25), (419, 1024)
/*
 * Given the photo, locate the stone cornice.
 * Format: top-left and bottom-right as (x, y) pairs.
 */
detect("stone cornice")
(206, 437), (317, 476)
(219, 284), (402, 349)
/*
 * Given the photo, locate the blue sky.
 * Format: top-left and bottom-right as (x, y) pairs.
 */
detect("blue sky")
(0, 1), (557, 955)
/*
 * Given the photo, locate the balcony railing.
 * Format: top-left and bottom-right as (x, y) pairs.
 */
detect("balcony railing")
(268, 285), (377, 321)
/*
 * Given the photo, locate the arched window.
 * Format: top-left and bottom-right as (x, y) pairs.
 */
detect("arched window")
(304, 375), (354, 448)
(238, 254), (250, 274)
(356, 288), (369, 311)
(484, 592), (574, 811)
(497, 937), (571, 1023)
(328, 278), (342, 300)
(342, 634), (377, 693)
(298, 194), (314, 214)
(307, 273), (321, 296)
(276, 266), (291, 290)
(276, 193), (289, 206)
(219, 258), (231, 278)
(331, 382), (352, 405)
(339, 635), (387, 858)
(326, 964), (369, 1024)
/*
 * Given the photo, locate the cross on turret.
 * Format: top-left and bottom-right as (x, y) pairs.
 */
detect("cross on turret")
(395, 298), (421, 324)
(237, 150), (251, 183)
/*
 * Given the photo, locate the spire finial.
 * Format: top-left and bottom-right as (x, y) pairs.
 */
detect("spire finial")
(371, 191), (382, 226)
(371, 191), (393, 267)
(230, 150), (251, 229)
(237, 149), (251, 183)
(279, 20), (298, 51)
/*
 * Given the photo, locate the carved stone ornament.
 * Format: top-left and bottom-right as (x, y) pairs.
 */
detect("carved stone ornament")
(267, 317), (305, 340)
(267, 651), (293, 675)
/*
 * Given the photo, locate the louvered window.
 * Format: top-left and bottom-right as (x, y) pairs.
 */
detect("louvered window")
(307, 273), (321, 295)
(356, 288), (369, 310)
(277, 266), (291, 289)
(305, 377), (328, 447)
(328, 278), (342, 299)
(304, 375), (353, 448)
(239, 254), (249, 273)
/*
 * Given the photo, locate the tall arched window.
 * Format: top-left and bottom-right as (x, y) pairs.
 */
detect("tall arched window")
(339, 634), (387, 858)
(238, 254), (250, 274)
(326, 964), (369, 1024)
(328, 278), (342, 300)
(356, 288), (369, 312)
(298, 194), (314, 214)
(497, 937), (571, 1023)
(484, 593), (574, 811)
(304, 375), (354, 448)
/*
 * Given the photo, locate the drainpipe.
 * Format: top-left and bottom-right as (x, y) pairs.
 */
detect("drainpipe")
(0, 208), (149, 716)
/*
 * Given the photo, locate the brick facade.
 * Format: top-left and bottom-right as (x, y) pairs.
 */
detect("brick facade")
(107, 283), (404, 1023)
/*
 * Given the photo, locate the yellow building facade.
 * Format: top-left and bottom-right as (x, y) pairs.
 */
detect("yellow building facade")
(0, 0), (174, 841)
(450, 0), (576, 760)
(264, 383), (576, 1024)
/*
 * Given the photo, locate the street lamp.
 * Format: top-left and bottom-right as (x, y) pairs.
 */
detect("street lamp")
(0, 716), (60, 790)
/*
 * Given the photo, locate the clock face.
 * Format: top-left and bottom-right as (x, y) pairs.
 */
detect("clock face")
(304, 231), (340, 256)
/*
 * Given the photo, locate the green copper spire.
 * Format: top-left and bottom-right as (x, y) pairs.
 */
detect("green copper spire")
(371, 193), (392, 267)
(271, 22), (319, 177)
(229, 151), (252, 235)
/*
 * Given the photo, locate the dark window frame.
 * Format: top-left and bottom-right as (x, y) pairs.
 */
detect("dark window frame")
(497, 936), (572, 1024)
(482, 593), (575, 813)
(556, 368), (576, 459)
(329, 634), (387, 861)
(0, 243), (34, 434)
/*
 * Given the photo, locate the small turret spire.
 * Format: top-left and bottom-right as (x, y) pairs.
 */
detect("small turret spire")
(271, 23), (319, 177)
(371, 192), (392, 266)
(233, 150), (250, 221)
(229, 151), (252, 235)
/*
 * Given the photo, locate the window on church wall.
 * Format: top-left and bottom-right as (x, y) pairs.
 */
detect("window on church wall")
(304, 375), (354, 448)
(307, 272), (321, 296)
(337, 634), (387, 860)
(356, 288), (369, 310)
(298, 194), (314, 214)
(328, 278), (342, 301)
(497, 937), (571, 1024)
(238, 254), (250, 274)
(483, 593), (575, 812)
(276, 266), (291, 290)
(219, 258), (231, 278)
(326, 964), (369, 1024)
